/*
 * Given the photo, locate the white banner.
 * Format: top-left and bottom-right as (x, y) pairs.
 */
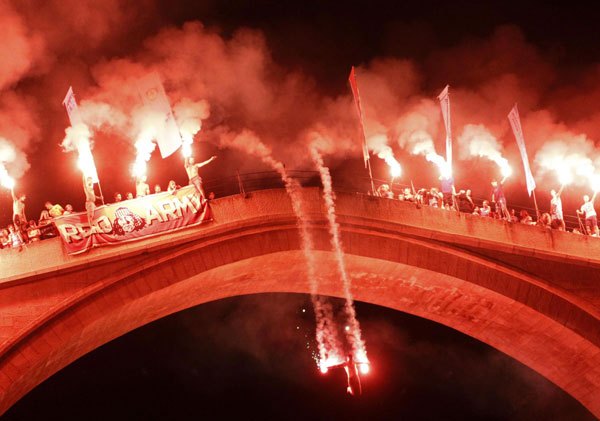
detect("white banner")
(437, 85), (452, 169)
(137, 72), (182, 158)
(508, 104), (536, 196)
(62, 87), (99, 183)
(62, 86), (83, 126)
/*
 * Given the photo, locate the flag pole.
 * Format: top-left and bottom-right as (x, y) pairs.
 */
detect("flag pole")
(367, 153), (375, 195)
(532, 189), (540, 221)
(96, 178), (105, 206)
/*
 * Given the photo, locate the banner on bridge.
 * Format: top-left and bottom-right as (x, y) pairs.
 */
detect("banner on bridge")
(54, 185), (211, 255)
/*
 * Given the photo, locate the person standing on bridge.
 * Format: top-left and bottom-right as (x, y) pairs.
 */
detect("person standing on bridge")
(135, 175), (150, 198)
(577, 192), (599, 236)
(491, 176), (510, 220)
(440, 174), (456, 208)
(11, 187), (27, 238)
(184, 155), (217, 201)
(83, 174), (102, 227)
(550, 186), (566, 231)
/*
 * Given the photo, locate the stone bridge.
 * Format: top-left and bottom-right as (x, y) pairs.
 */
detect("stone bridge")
(0, 188), (599, 416)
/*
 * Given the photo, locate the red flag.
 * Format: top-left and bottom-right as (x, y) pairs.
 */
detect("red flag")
(508, 104), (536, 196)
(348, 66), (370, 168)
(437, 85), (452, 169)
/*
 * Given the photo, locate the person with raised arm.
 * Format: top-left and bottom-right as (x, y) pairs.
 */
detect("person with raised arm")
(135, 175), (150, 198)
(83, 173), (102, 227)
(577, 191), (599, 236)
(184, 155), (217, 200)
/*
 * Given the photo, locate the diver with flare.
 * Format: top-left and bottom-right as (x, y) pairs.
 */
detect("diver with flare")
(184, 155), (217, 201)
(324, 354), (369, 396)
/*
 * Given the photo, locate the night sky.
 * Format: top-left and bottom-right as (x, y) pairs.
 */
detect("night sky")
(1, 0), (600, 418)
(3, 294), (593, 420)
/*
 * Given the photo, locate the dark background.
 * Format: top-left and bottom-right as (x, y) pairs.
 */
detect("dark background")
(4, 294), (593, 420)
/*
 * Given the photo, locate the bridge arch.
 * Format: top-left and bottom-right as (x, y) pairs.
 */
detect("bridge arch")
(0, 188), (599, 416)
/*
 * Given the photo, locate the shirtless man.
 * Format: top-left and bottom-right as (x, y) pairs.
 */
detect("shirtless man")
(135, 175), (150, 198)
(83, 174), (102, 227)
(184, 155), (217, 200)
(11, 187), (26, 229)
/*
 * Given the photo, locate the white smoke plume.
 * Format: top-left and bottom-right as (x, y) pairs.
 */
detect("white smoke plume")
(458, 124), (512, 177)
(367, 134), (401, 177)
(534, 136), (598, 187)
(174, 98), (210, 157)
(396, 106), (450, 178)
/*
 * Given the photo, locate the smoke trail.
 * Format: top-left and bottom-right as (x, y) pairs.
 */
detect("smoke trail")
(310, 144), (368, 364)
(458, 124), (512, 177)
(221, 129), (344, 368)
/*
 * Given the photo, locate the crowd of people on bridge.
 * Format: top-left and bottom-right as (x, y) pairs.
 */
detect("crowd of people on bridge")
(2, 155), (599, 251)
(375, 174), (595, 235)
(1, 155), (218, 251)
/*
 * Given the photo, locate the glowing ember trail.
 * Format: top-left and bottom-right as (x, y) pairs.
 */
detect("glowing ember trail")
(310, 145), (369, 369)
(222, 130), (344, 370)
(458, 124), (512, 178)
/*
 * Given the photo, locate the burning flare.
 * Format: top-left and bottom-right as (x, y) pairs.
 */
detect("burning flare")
(62, 123), (99, 182)
(0, 165), (14, 189)
(535, 138), (597, 188)
(367, 134), (402, 178)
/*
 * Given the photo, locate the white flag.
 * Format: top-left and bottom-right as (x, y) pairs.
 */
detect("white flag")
(62, 87), (99, 183)
(63, 86), (83, 126)
(508, 104), (536, 196)
(137, 72), (182, 158)
(438, 85), (452, 169)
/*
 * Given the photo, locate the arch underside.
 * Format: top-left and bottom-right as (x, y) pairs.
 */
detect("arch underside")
(0, 223), (599, 417)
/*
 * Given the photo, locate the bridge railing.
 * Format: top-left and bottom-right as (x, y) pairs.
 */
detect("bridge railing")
(202, 171), (582, 232)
